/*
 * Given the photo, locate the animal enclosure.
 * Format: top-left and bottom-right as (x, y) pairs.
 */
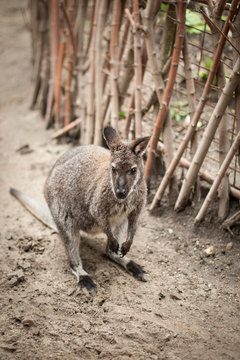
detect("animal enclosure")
(27, 0), (240, 225)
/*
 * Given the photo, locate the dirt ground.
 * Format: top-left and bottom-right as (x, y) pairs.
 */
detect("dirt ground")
(1, 2), (240, 359)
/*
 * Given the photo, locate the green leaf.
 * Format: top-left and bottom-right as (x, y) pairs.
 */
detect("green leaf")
(119, 111), (126, 119)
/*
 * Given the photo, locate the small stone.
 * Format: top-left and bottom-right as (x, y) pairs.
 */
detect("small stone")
(170, 293), (181, 301)
(22, 319), (34, 327)
(32, 328), (40, 336)
(204, 246), (215, 257)
(168, 228), (173, 234)
(8, 269), (25, 287)
(158, 291), (166, 300)
(165, 334), (171, 342)
(17, 260), (31, 270)
(226, 242), (233, 251)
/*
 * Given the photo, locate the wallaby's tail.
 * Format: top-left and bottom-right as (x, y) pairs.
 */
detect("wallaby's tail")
(10, 188), (58, 232)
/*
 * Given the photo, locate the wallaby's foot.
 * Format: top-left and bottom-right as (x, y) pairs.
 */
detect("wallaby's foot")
(106, 249), (147, 282)
(126, 260), (147, 282)
(78, 275), (97, 295)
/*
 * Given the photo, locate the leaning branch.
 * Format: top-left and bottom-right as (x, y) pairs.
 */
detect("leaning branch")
(194, 131), (240, 224)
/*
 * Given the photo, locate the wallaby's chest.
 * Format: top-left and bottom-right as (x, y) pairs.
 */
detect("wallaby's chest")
(109, 202), (132, 227)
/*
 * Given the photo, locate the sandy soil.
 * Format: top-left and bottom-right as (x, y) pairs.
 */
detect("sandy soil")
(1, 2), (240, 359)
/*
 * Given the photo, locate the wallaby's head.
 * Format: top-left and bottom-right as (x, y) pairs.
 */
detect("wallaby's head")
(104, 126), (150, 200)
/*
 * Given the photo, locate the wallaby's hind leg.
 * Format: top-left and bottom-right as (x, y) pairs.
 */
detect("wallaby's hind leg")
(56, 223), (97, 294)
(106, 221), (146, 282)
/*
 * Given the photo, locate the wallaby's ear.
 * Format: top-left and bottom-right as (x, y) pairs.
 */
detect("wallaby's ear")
(103, 126), (121, 149)
(129, 136), (150, 156)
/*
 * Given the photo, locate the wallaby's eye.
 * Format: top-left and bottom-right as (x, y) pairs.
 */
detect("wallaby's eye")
(112, 166), (116, 174)
(131, 167), (137, 175)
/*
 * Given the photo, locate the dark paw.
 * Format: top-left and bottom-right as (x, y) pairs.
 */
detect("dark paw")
(109, 239), (119, 254)
(120, 242), (131, 257)
(126, 260), (147, 282)
(78, 275), (97, 295)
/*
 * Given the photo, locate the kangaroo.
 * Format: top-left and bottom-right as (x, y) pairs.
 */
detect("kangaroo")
(10, 126), (150, 294)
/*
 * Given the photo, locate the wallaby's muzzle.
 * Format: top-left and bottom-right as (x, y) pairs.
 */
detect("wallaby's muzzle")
(116, 186), (127, 199)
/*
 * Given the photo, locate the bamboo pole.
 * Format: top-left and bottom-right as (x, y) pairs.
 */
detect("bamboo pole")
(64, 0), (72, 127)
(110, 0), (121, 130)
(200, 2), (230, 219)
(84, 0), (95, 58)
(31, 1), (48, 111)
(142, 0), (163, 105)
(30, 4), (43, 109)
(47, 0), (59, 126)
(194, 131), (240, 224)
(118, 16), (130, 62)
(118, 29), (134, 103)
(183, 33), (201, 201)
(160, 3), (178, 203)
(123, 43), (147, 139)
(150, 0), (239, 208)
(38, 46), (49, 117)
(93, 0), (109, 146)
(85, 0), (99, 144)
(76, 0), (87, 145)
(232, 8), (240, 166)
(144, 0), (186, 180)
(213, 7), (230, 220)
(133, 0), (142, 137)
(175, 57), (240, 212)
(55, 36), (65, 126)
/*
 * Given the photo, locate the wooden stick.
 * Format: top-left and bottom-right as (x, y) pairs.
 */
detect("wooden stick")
(85, 0), (99, 144)
(55, 36), (65, 126)
(211, 4), (231, 220)
(142, 0), (163, 103)
(110, 0), (121, 130)
(232, 9), (240, 167)
(118, 29), (134, 103)
(51, 117), (82, 139)
(94, 0), (109, 145)
(64, 0), (73, 127)
(49, 0), (59, 116)
(175, 57), (240, 212)
(194, 131), (240, 224)
(222, 210), (240, 230)
(30, 3), (43, 109)
(124, 42), (148, 139)
(84, 0), (95, 58)
(145, 0), (186, 180)
(60, 1), (77, 65)
(160, 3), (178, 203)
(133, 0), (142, 137)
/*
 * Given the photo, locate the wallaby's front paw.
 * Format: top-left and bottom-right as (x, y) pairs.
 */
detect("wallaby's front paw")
(126, 260), (147, 282)
(120, 241), (131, 257)
(78, 275), (97, 295)
(109, 239), (119, 254)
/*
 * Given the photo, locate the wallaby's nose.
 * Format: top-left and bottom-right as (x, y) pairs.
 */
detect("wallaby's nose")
(116, 186), (127, 199)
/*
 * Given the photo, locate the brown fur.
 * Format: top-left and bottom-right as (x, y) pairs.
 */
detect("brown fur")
(44, 126), (150, 292)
